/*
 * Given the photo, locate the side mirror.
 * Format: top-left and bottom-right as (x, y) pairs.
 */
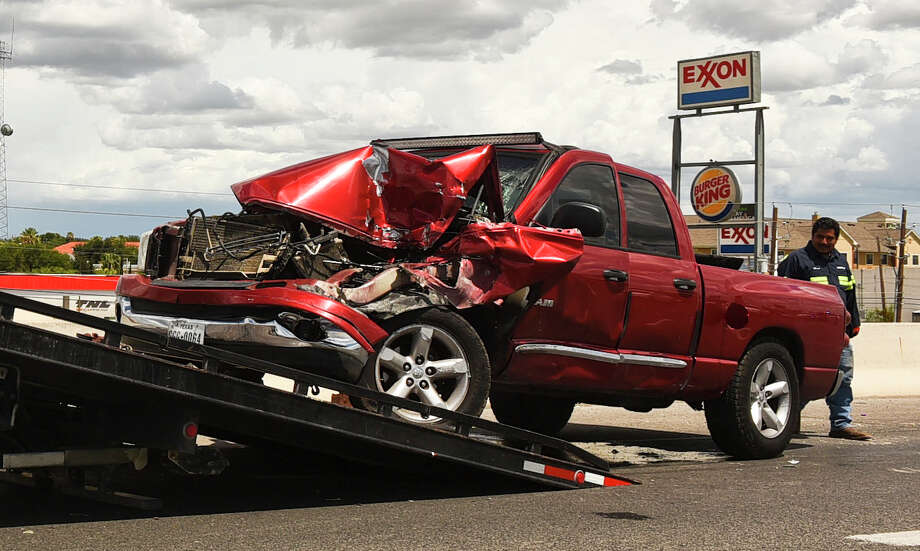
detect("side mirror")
(550, 202), (605, 237)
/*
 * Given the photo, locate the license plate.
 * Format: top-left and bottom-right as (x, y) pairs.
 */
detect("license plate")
(167, 320), (205, 345)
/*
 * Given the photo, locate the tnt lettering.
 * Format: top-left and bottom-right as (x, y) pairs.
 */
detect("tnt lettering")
(682, 59), (748, 88)
(76, 299), (111, 310)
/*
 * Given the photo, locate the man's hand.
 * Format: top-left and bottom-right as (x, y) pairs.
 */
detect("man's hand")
(845, 310), (852, 325)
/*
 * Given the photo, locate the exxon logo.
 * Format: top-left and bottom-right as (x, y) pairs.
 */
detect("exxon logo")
(682, 58), (748, 89)
(677, 51), (760, 110)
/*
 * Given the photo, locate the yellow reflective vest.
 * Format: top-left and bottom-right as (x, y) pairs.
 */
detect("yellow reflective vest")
(778, 241), (860, 337)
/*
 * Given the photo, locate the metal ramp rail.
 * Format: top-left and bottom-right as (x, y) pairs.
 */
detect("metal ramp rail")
(0, 291), (633, 506)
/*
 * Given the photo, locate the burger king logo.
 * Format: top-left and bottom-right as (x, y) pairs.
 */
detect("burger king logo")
(690, 166), (741, 222)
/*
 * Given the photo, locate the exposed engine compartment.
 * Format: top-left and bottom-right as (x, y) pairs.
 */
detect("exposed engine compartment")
(145, 210), (395, 283)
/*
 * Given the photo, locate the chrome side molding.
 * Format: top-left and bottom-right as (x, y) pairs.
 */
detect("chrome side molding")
(515, 344), (687, 369)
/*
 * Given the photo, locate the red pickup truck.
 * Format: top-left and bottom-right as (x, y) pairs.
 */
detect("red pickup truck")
(117, 132), (846, 459)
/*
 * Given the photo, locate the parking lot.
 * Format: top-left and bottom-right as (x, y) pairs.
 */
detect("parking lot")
(1, 394), (918, 551)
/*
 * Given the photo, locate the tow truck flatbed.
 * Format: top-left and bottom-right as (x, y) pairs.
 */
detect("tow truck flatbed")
(0, 291), (632, 508)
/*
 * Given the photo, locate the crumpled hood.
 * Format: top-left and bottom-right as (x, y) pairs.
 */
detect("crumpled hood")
(231, 144), (503, 249)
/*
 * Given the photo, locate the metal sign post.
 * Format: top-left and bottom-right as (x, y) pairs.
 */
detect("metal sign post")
(671, 51), (768, 273)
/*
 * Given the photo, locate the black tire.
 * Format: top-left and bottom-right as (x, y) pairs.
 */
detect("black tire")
(489, 390), (576, 436)
(357, 308), (490, 424)
(704, 340), (800, 459)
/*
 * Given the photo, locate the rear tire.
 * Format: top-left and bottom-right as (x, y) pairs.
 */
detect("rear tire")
(489, 390), (575, 435)
(357, 308), (490, 424)
(704, 340), (799, 459)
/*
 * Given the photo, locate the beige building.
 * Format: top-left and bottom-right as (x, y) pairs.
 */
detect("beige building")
(686, 211), (920, 271)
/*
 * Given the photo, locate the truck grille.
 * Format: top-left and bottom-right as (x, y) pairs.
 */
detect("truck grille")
(178, 216), (287, 279)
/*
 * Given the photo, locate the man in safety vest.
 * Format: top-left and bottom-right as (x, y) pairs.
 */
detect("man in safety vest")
(778, 216), (871, 440)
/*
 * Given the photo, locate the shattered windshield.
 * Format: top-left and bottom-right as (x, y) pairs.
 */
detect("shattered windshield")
(416, 149), (548, 219)
(495, 152), (547, 216)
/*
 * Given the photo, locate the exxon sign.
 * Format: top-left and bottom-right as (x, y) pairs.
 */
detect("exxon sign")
(678, 51), (761, 110)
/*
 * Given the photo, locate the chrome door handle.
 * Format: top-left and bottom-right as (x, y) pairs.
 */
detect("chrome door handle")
(674, 278), (697, 291)
(603, 269), (628, 282)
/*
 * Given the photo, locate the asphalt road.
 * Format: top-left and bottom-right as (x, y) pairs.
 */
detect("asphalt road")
(1, 396), (918, 551)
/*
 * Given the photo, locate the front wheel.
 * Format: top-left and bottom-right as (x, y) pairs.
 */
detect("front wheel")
(704, 340), (800, 459)
(358, 308), (490, 424)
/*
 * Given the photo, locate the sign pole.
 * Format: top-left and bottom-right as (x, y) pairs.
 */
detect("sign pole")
(769, 204), (779, 274)
(673, 51), (768, 272)
(754, 108), (765, 273)
(671, 117), (682, 200)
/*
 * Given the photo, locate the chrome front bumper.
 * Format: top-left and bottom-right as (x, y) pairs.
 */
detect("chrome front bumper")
(117, 296), (369, 366)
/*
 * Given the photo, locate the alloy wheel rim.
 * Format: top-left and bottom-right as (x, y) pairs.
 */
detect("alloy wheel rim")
(374, 323), (471, 423)
(749, 357), (792, 439)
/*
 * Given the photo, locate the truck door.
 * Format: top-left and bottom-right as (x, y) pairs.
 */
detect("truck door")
(614, 171), (701, 393)
(503, 163), (631, 385)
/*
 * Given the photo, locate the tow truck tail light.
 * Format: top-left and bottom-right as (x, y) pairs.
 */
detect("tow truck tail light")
(183, 421), (198, 439)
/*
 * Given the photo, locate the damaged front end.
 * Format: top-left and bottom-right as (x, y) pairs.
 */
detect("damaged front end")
(119, 138), (582, 401)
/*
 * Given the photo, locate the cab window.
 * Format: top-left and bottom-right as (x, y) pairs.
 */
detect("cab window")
(535, 164), (621, 247)
(619, 172), (678, 257)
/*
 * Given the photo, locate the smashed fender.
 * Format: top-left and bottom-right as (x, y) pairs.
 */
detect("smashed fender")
(404, 222), (584, 308)
(231, 144), (502, 249)
(304, 223), (584, 310)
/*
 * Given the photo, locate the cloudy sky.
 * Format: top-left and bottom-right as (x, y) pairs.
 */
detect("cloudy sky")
(0, 0), (917, 239)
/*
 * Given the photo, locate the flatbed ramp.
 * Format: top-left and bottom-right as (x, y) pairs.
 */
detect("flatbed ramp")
(0, 291), (632, 507)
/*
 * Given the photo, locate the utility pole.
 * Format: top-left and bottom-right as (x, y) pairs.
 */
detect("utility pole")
(895, 207), (907, 322)
(877, 236), (887, 316)
(768, 204), (778, 274)
(0, 28), (12, 241)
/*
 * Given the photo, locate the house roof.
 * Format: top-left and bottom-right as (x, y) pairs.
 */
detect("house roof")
(52, 241), (87, 256)
(683, 211), (917, 254)
(856, 211), (898, 223)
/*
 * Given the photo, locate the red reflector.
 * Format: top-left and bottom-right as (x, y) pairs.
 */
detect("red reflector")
(183, 422), (198, 439)
(604, 477), (632, 487)
(574, 470), (585, 484)
(543, 464), (576, 482)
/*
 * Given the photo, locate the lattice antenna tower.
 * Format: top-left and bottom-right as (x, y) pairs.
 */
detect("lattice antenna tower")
(0, 23), (12, 241)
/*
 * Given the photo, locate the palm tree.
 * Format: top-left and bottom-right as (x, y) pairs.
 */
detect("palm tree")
(19, 227), (39, 246)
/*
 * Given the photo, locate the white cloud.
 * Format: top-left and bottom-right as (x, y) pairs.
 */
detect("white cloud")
(844, 146), (888, 171)
(863, 63), (920, 89)
(172, 0), (567, 60)
(7, 1), (209, 78)
(1, 0), (919, 237)
(649, 0), (857, 41)
(854, 0), (920, 30)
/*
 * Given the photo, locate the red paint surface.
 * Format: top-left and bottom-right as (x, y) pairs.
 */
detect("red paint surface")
(232, 145), (501, 249)
(0, 274), (120, 292)
(404, 222), (584, 308)
(499, 152), (843, 402)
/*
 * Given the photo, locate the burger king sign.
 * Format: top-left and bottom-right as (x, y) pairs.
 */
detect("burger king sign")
(691, 166), (741, 222)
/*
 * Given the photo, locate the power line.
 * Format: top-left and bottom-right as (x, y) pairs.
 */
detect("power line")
(8, 206), (181, 218)
(7, 178), (234, 197)
(772, 200), (919, 208)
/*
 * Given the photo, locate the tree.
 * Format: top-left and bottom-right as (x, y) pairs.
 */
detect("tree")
(18, 227), (39, 246)
(99, 252), (123, 274)
(39, 232), (68, 248)
(0, 242), (74, 273)
(73, 236), (136, 274)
